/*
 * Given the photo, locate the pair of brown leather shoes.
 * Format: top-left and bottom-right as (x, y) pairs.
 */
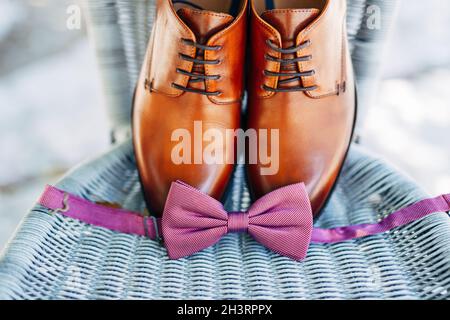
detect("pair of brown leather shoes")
(133, 0), (356, 218)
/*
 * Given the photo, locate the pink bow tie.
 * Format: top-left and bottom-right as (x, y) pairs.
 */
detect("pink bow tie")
(162, 181), (313, 261)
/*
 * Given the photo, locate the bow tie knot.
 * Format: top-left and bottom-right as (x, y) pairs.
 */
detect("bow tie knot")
(162, 181), (313, 261)
(227, 212), (249, 233)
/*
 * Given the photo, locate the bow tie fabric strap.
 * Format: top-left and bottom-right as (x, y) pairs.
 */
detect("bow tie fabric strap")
(227, 212), (249, 233)
(312, 193), (450, 243)
(162, 181), (313, 260)
(38, 185), (162, 241)
(37, 184), (450, 262)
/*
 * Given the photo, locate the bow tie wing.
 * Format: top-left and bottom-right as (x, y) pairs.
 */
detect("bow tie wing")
(247, 183), (313, 261)
(162, 181), (228, 259)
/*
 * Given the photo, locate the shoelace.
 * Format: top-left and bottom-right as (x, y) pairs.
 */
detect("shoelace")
(172, 39), (223, 96)
(263, 39), (318, 93)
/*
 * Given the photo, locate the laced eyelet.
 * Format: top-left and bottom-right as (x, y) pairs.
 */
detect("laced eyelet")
(262, 38), (316, 93)
(175, 39), (224, 96)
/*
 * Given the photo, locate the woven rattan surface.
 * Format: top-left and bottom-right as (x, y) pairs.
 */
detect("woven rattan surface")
(1, 141), (449, 300)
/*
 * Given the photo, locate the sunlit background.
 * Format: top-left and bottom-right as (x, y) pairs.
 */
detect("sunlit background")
(1, 0), (449, 249)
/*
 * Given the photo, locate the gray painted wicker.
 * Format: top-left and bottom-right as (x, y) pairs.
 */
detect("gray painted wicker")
(81, 0), (399, 141)
(1, 141), (449, 300)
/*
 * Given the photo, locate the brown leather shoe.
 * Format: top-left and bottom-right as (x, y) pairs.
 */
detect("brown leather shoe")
(133, 0), (248, 216)
(247, 0), (357, 217)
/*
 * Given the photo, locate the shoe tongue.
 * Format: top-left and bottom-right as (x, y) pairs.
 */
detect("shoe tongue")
(177, 8), (234, 43)
(261, 9), (320, 43)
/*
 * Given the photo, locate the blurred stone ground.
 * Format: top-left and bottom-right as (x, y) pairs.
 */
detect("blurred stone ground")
(0, 0), (449, 250)
(0, 1), (109, 249)
(364, 0), (450, 194)
(0, 39), (110, 248)
(365, 68), (450, 194)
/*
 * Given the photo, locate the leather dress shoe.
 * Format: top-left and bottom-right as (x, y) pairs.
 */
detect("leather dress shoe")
(247, 0), (357, 217)
(133, 0), (248, 216)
